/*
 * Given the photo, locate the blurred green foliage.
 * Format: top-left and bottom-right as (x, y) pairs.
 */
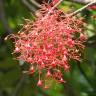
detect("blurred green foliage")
(0, 0), (96, 96)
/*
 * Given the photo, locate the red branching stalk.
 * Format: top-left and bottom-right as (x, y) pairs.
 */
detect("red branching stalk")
(6, 1), (86, 87)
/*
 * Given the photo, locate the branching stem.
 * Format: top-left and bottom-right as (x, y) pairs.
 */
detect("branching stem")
(42, 0), (96, 20)
(68, 1), (96, 17)
(42, 0), (63, 20)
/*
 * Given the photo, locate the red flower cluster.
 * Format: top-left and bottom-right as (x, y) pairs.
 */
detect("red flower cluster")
(7, 3), (86, 87)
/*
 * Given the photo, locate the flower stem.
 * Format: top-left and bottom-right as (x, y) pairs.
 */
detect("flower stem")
(69, 1), (96, 17)
(42, 0), (63, 20)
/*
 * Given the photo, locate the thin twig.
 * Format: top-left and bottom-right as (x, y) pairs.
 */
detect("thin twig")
(68, 1), (96, 17)
(73, 0), (93, 4)
(77, 62), (94, 90)
(42, 0), (63, 20)
(22, 0), (37, 13)
(30, 0), (41, 8)
(12, 75), (26, 96)
(0, 0), (12, 35)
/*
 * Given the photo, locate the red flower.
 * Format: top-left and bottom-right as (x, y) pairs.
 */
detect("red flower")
(7, 2), (86, 87)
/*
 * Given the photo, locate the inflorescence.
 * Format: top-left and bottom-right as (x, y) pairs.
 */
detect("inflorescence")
(6, 2), (86, 88)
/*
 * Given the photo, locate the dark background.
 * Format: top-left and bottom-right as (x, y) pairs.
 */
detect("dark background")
(0, 0), (96, 96)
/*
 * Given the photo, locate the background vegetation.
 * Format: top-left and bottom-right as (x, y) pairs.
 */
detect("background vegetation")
(0, 0), (96, 96)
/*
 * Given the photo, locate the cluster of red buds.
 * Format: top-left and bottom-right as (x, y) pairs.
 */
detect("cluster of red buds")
(6, 1), (86, 88)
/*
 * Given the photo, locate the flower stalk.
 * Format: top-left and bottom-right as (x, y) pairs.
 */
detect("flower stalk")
(42, 0), (63, 20)
(68, 1), (96, 17)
